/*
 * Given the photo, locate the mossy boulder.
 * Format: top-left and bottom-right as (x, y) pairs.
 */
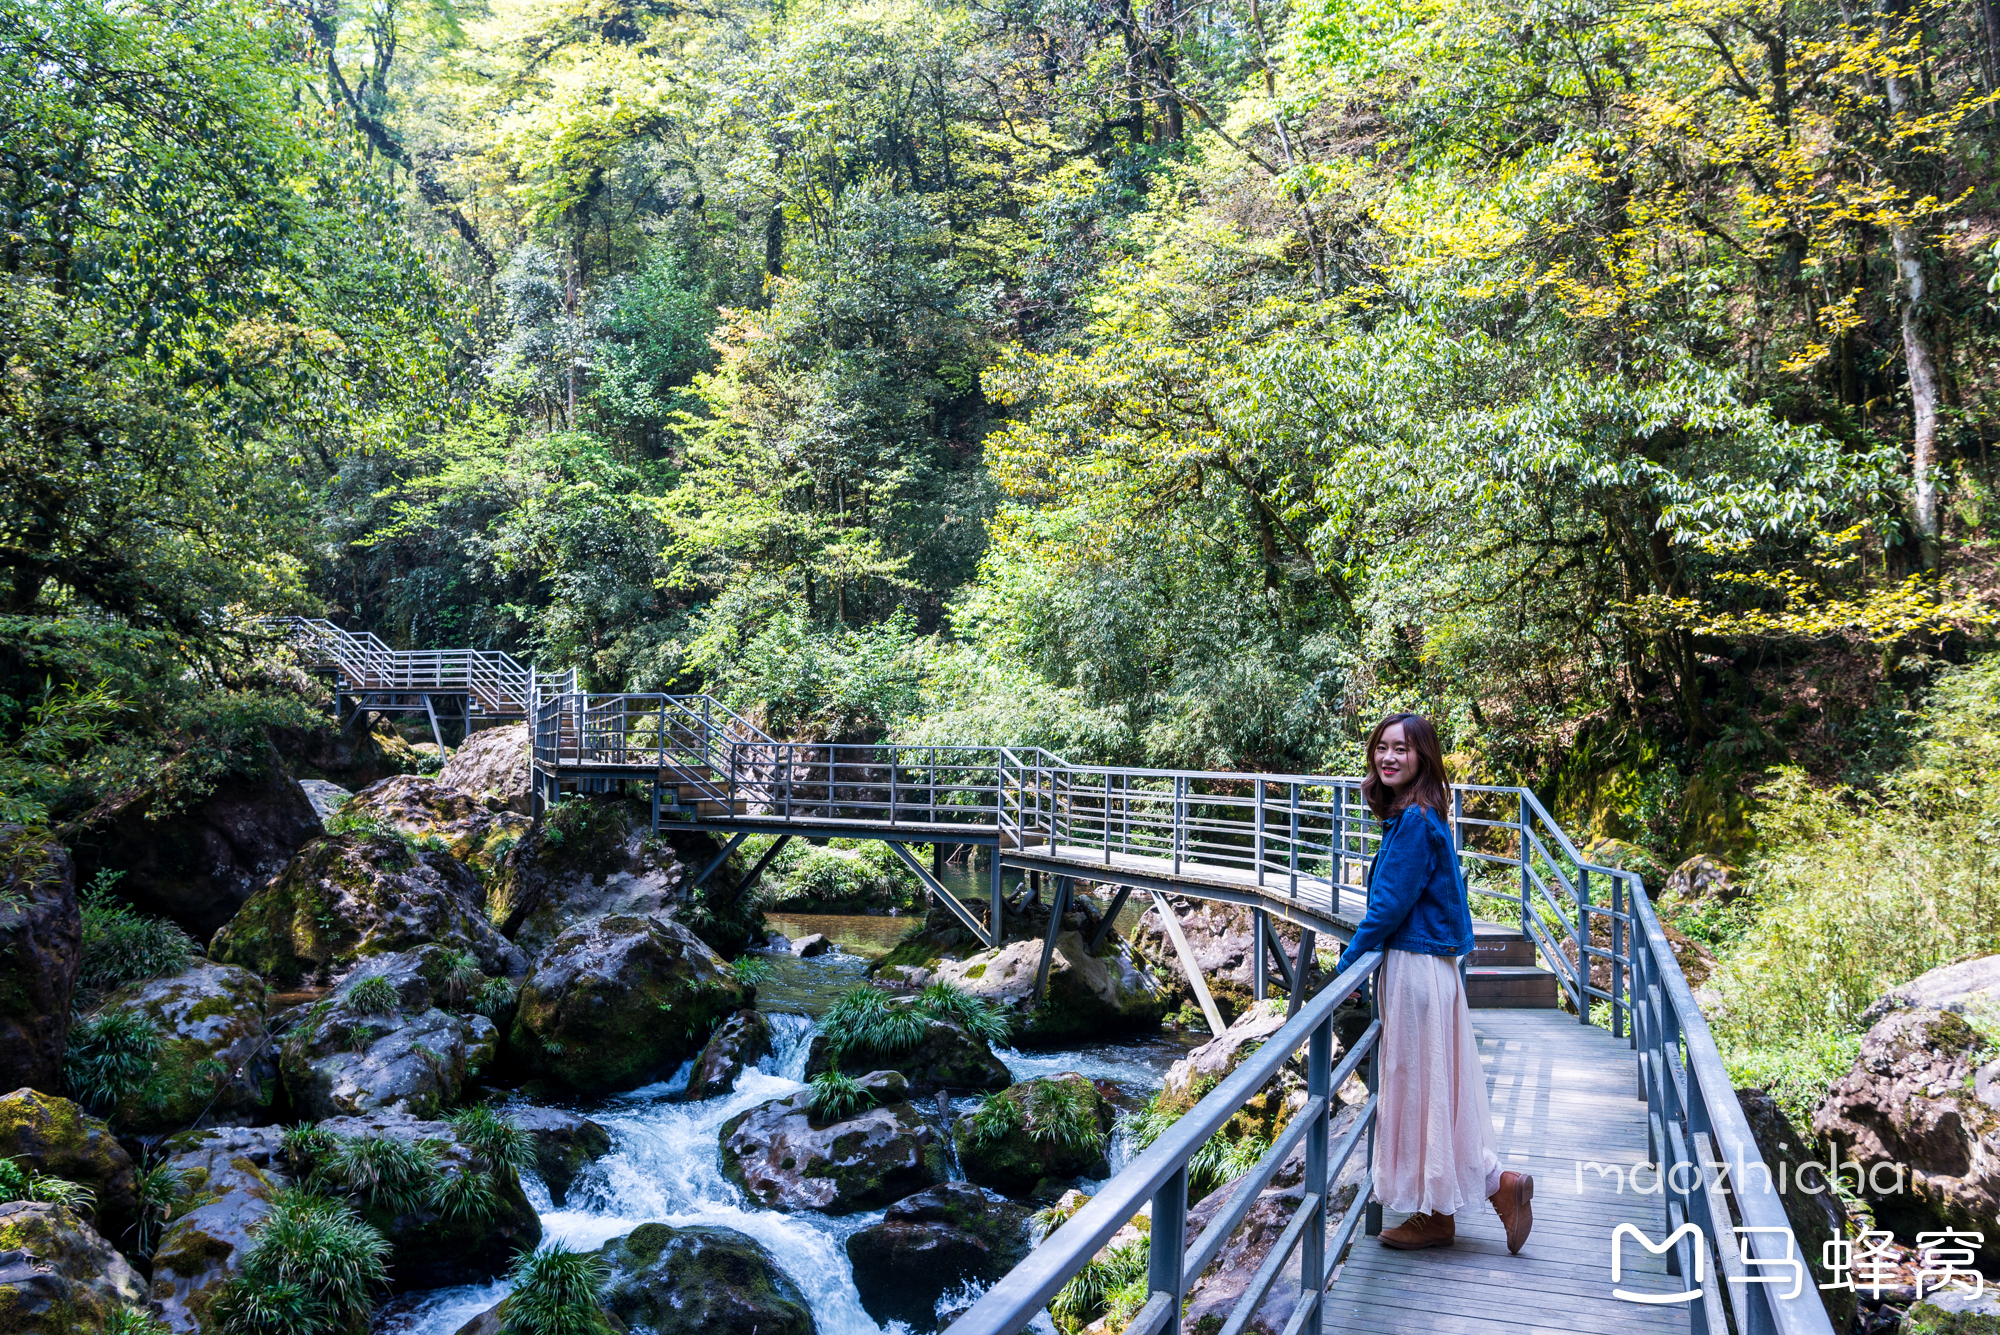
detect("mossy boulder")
(149, 1124), (291, 1331)
(209, 833), (525, 986)
(1904, 1294), (2000, 1333)
(687, 1009), (772, 1101)
(86, 960), (274, 1132)
(509, 913), (747, 1094)
(802, 1018), (1012, 1095)
(955, 1073), (1115, 1197)
(0, 1200), (147, 1333)
(342, 775), (532, 876)
(592, 1221), (816, 1335)
(499, 1104), (613, 1206)
(0, 1088), (139, 1245)
(846, 1183), (1032, 1332)
(1580, 837), (1672, 895)
(279, 946), (503, 1119)
(934, 928), (1168, 1045)
(0, 830), (79, 1095)
(718, 1071), (942, 1213)
(437, 723), (534, 815)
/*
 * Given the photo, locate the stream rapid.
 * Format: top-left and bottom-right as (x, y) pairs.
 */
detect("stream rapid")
(375, 917), (1192, 1335)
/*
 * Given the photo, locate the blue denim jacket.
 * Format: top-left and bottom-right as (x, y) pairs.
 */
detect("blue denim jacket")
(1334, 805), (1475, 972)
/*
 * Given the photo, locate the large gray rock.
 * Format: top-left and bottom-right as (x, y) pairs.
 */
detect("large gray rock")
(803, 1017), (1012, 1096)
(499, 1104), (613, 1206)
(439, 723), (533, 816)
(933, 930), (1168, 1043)
(279, 947), (501, 1119)
(209, 833), (525, 986)
(148, 1124), (291, 1332)
(1861, 954), (2000, 1027)
(846, 1183), (1032, 1331)
(343, 775), (531, 876)
(954, 1073), (1114, 1197)
(687, 1009), (772, 1101)
(1161, 1003), (1290, 1106)
(1736, 1088), (1854, 1334)
(0, 832), (79, 1095)
(0, 1200), (147, 1333)
(594, 1221), (816, 1335)
(1814, 1006), (2000, 1250)
(719, 1071), (942, 1213)
(85, 960), (274, 1132)
(297, 778), (352, 826)
(1131, 900), (1291, 1019)
(72, 746), (321, 940)
(0, 1088), (139, 1246)
(509, 913), (748, 1094)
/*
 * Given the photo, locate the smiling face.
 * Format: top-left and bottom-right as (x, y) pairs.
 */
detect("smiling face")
(1373, 720), (1418, 793)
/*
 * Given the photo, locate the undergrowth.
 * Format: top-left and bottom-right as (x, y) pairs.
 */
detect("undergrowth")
(502, 1242), (614, 1335)
(817, 982), (1011, 1063)
(77, 869), (194, 1002)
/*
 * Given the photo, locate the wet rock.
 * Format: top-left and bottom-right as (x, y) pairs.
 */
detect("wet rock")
(499, 1105), (613, 1206)
(593, 1221), (816, 1335)
(955, 1073), (1115, 1197)
(719, 1071), (941, 1213)
(343, 775), (532, 876)
(1813, 1006), (2000, 1253)
(1131, 900), (1291, 1022)
(1161, 1003), (1291, 1108)
(273, 719), (429, 788)
(149, 1123), (290, 1332)
(279, 946), (502, 1119)
(687, 1009), (772, 1101)
(803, 1018), (1012, 1096)
(1663, 854), (1741, 906)
(934, 930), (1168, 1043)
(1861, 954), (2000, 1027)
(71, 745), (322, 940)
(1735, 1088), (1855, 1334)
(0, 832), (79, 1094)
(313, 1108), (542, 1289)
(0, 1200), (147, 1332)
(209, 833), (524, 986)
(792, 933), (831, 958)
(0, 1089), (138, 1245)
(1904, 1290), (2000, 1332)
(85, 960), (274, 1131)
(510, 913), (748, 1094)
(846, 1183), (1032, 1331)
(439, 723), (534, 816)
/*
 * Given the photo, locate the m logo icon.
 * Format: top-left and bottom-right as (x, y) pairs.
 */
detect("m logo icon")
(1612, 1223), (1704, 1304)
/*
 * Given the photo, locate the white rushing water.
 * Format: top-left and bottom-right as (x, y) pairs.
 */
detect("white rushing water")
(379, 1012), (1190, 1335)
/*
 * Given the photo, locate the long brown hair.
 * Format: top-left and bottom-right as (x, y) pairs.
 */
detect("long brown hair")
(1360, 712), (1451, 820)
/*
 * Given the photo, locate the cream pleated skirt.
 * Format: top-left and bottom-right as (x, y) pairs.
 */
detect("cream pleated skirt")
(1374, 949), (1502, 1215)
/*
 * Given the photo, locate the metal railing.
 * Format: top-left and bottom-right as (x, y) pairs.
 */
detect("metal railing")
(267, 617), (541, 717)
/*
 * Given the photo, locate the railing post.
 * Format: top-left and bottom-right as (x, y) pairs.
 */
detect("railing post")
(1173, 775), (1184, 874)
(1516, 791), (1531, 944)
(1255, 780), (1266, 887)
(890, 745), (899, 826)
(1577, 867), (1591, 1026)
(1289, 783), (1300, 898)
(1363, 964), (1382, 1237)
(1253, 907), (1269, 1002)
(1147, 1164), (1187, 1314)
(1334, 783), (1347, 903)
(1613, 872), (1629, 1042)
(1303, 1013), (1331, 1335)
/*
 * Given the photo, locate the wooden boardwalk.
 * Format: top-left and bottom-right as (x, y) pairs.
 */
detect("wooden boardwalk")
(1330, 1010), (1685, 1334)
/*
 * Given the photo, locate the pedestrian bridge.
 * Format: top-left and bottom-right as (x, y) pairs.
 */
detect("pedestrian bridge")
(275, 620), (1836, 1335)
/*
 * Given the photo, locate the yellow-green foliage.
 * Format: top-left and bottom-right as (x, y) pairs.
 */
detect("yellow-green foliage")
(1708, 655), (2000, 1050)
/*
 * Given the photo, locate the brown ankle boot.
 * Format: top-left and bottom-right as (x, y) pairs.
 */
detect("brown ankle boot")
(1378, 1211), (1455, 1250)
(1489, 1171), (1534, 1254)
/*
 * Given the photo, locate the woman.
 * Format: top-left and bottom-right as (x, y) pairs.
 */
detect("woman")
(1333, 713), (1533, 1254)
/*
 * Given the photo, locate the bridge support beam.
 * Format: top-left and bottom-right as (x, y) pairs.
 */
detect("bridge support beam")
(1261, 912), (1295, 996)
(1087, 885), (1132, 954)
(1286, 929), (1317, 1019)
(886, 842), (993, 946)
(690, 833), (750, 892)
(1253, 908), (1268, 1001)
(724, 834), (792, 907)
(1148, 891), (1225, 1037)
(1032, 876), (1073, 1004)
(989, 853), (1004, 948)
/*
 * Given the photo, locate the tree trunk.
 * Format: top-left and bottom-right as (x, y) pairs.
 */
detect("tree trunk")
(1893, 221), (1943, 570)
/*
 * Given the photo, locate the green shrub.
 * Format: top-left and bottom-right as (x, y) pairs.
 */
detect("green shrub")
(424, 1165), (498, 1223)
(213, 1191), (390, 1335)
(502, 1243), (614, 1335)
(449, 1105), (534, 1172)
(806, 1071), (876, 1123)
(729, 955), (775, 987)
(472, 977), (518, 1019)
(105, 1310), (174, 1335)
(63, 1010), (160, 1114)
(344, 975), (398, 1016)
(0, 1156), (94, 1212)
(77, 870), (194, 1001)
(279, 1124), (339, 1184)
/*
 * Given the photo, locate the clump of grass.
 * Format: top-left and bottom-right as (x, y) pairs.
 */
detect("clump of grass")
(807, 1071), (877, 1123)
(449, 1105), (534, 1172)
(1125, 1085), (1270, 1202)
(327, 1134), (439, 1214)
(425, 1165), (499, 1223)
(133, 1153), (186, 1255)
(1050, 1240), (1148, 1333)
(1023, 1079), (1105, 1154)
(63, 1009), (160, 1114)
(472, 977), (518, 1019)
(106, 1310), (174, 1335)
(434, 949), (486, 1009)
(502, 1242), (614, 1335)
(964, 1089), (1022, 1147)
(213, 1190), (390, 1335)
(729, 956), (775, 988)
(819, 987), (929, 1059)
(0, 1156), (95, 1212)
(78, 869), (195, 1001)
(344, 974), (398, 1016)
(917, 981), (1012, 1044)
(279, 1124), (339, 1185)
